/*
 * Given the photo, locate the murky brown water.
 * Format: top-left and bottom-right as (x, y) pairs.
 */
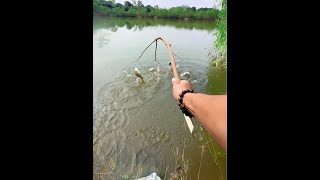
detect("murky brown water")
(93, 17), (226, 180)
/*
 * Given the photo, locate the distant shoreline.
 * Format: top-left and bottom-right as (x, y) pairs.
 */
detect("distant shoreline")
(93, 12), (216, 21)
(93, 1), (219, 21)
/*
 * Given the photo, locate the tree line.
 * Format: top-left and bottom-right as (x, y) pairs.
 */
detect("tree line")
(93, 0), (219, 20)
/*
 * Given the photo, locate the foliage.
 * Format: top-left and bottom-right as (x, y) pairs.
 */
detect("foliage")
(215, 0), (227, 51)
(93, 0), (219, 20)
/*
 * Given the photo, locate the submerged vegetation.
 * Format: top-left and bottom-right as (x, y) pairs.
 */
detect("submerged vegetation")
(93, 0), (219, 20)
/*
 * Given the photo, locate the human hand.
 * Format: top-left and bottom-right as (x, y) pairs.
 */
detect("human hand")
(172, 78), (193, 101)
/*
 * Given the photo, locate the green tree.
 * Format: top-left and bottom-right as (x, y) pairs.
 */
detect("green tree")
(93, 0), (219, 20)
(124, 1), (133, 7)
(102, 1), (114, 8)
(145, 5), (152, 13)
(124, 1), (133, 11)
(131, 0), (137, 6)
(137, 0), (144, 7)
(181, 5), (189, 9)
(115, 3), (123, 8)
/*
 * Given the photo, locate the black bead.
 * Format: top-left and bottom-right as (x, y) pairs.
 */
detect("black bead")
(178, 89), (194, 116)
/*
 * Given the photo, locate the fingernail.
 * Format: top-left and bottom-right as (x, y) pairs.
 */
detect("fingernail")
(172, 78), (175, 82)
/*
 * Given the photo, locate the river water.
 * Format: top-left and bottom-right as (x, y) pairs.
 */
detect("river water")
(93, 17), (226, 180)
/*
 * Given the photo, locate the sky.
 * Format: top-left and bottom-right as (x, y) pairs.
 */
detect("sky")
(114, 0), (222, 10)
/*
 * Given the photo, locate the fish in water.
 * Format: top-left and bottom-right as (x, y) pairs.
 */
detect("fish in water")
(190, 79), (197, 83)
(136, 77), (143, 84)
(149, 67), (156, 72)
(180, 71), (190, 79)
(134, 67), (144, 82)
(169, 62), (179, 69)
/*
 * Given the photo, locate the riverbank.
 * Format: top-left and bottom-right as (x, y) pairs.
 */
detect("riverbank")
(207, 0), (227, 93)
(210, 0), (227, 71)
(93, 0), (219, 21)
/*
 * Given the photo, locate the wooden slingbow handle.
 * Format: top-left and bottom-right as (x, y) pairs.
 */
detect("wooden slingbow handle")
(155, 37), (194, 133)
(155, 37), (180, 81)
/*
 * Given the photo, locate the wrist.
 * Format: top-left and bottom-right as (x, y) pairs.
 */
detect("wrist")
(183, 93), (195, 114)
(177, 89), (194, 117)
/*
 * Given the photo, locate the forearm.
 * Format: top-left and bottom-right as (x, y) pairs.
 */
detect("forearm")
(183, 93), (227, 151)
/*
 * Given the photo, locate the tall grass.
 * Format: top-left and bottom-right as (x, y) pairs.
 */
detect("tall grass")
(204, 1), (227, 179)
(216, 0), (227, 51)
(202, 130), (226, 180)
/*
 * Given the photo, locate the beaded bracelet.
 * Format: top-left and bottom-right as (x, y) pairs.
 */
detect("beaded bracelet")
(177, 89), (194, 118)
